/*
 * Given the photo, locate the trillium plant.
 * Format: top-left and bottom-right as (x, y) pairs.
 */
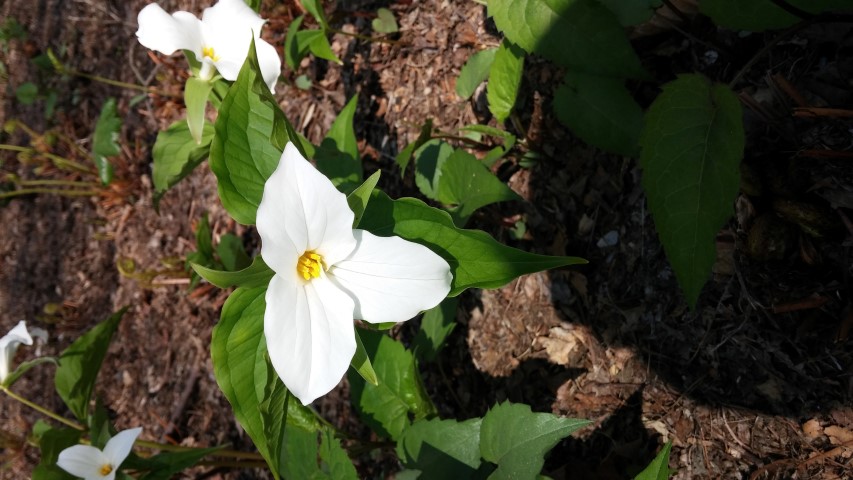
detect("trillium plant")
(3, 1), (676, 478)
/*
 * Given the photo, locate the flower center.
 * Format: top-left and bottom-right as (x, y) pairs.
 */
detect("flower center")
(99, 464), (113, 476)
(297, 251), (324, 281)
(202, 45), (221, 62)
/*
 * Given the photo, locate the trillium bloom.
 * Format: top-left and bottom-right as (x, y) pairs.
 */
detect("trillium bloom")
(257, 143), (453, 405)
(0, 321), (33, 383)
(136, 0), (280, 92)
(57, 427), (142, 480)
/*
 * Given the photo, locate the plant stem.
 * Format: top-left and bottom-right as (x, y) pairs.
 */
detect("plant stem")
(1, 386), (85, 430)
(134, 440), (264, 460)
(17, 179), (96, 188)
(328, 27), (402, 45)
(60, 67), (178, 98)
(0, 144), (30, 153)
(197, 459), (268, 469)
(0, 188), (98, 199)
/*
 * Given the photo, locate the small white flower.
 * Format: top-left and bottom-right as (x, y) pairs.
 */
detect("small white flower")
(57, 427), (142, 480)
(136, 0), (281, 92)
(257, 143), (453, 405)
(0, 321), (33, 383)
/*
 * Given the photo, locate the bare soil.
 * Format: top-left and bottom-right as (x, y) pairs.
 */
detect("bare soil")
(1, 1), (852, 479)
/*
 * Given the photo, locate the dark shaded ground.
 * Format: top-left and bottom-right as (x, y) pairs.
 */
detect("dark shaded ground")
(1, 0), (852, 479)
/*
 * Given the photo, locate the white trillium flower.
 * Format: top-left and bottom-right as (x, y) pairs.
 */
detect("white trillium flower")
(57, 427), (142, 480)
(0, 320), (33, 383)
(257, 143), (453, 405)
(136, 0), (281, 92)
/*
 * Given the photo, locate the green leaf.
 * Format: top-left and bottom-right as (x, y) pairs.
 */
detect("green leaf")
(414, 140), (454, 200)
(151, 120), (214, 208)
(184, 77), (213, 145)
(351, 328), (379, 386)
(553, 71), (643, 157)
(192, 255), (274, 289)
(480, 402), (590, 480)
(91, 98), (121, 185)
(285, 15), (307, 70)
(209, 39), (291, 225)
(347, 170), (381, 227)
(639, 74), (743, 307)
(315, 95), (362, 192)
(359, 191), (587, 296)
(260, 356), (290, 479)
(347, 330), (436, 440)
(437, 149), (521, 226)
(397, 417), (482, 479)
(2, 356), (57, 388)
(15, 82), (38, 104)
(195, 214), (214, 260)
(487, 39), (525, 123)
(487, 0), (647, 78)
(699, 0), (851, 31)
(32, 427), (81, 480)
(456, 48), (498, 100)
(396, 119), (433, 173)
(54, 308), (126, 421)
(372, 8), (399, 33)
(88, 400), (112, 449)
(414, 297), (458, 362)
(217, 234), (251, 271)
(596, 0), (661, 25)
(306, 31), (342, 64)
(279, 428), (358, 480)
(211, 287), (325, 472)
(244, 0), (261, 12)
(137, 447), (223, 480)
(302, 0), (330, 30)
(634, 441), (673, 480)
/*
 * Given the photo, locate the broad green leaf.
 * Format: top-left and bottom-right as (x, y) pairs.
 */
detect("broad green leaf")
(352, 328), (379, 386)
(184, 77), (213, 144)
(315, 95), (362, 192)
(32, 427), (81, 480)
(92, 98), (121, 185)
(397, 417), (482, 479)
(209, 40), (290, 225)
(152, 120), (214, 208)
(302, 0), (330, 30)
(596, 0), (661, 25)
(54, 308), (126, 421)
(195, 214), (214, 260)
(437, 149), (521, 226)
(487, 39), (524, 123)
(260, 356), (289, 479)
(211, 287), (325, 472)
(287, 28), (339, 68)
(347, 170), (381, 227)
(487, 0), (647, 78)
(88, 400), (112, 449)
(2, 356), (57, 388)
(192, 255), (274, 289)
(639, 74), (743, 307)
(279, 428), (358, 480)
(396, 119), (433, 173)
(414, 297), (458, 362)
(700, 0), (851, 31)
(634, 441), (673, 480)
(284, 15), (307, 70)
(456, 48), (498, 100)
(347, 330), (436, 440)
(137, 447), (223, 480)
(217, 234), (251, 271)
(306, 31), (342, 64)
(15, 82), (38, 104)
(372, 8), (399, 33)
(414, 139), (454, 200)
(480, 402), (591, 480)
(553, 72), (643, 157)
(359, 191), (587, 296)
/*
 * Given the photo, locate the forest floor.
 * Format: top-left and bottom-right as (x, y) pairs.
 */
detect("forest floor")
(1, 0), (852, 479)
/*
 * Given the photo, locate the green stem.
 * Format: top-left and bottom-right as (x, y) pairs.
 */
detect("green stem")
(0, 188), (98, 199)
(59, 67), (178, 98)
(17, 179), (96, 188)
(1, 386), (85, 430)
(328, 27), (402, 45)
(0, 144), (30, 153)
(134, 440), (264, 461)
(42, 152), (98, 175)
(197, 459), (268, 469)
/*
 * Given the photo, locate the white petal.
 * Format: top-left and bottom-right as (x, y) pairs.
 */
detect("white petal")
(136, 4), (203, 58)
(57, 445), (109, 480)
(1, 320), (33, 382)
(257, 143), (356, 277)
(255, 38), (282, 93)
(103, 427), (142, 466)
(264, 273), (356, 405)
(203, 0), (270, 81)
(329, 230), (452, 324)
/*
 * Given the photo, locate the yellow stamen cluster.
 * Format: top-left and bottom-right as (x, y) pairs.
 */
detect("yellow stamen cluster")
(297, 251), (323, 281)
(202, 45), (220, 62)
(100, 464), (113, 476)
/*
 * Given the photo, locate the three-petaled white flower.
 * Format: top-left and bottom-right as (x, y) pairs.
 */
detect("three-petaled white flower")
(57, 427), (142, 480)
(0, 320), (33, 383)
(136, 0), (280, 92)
(257, 143), (453, 405)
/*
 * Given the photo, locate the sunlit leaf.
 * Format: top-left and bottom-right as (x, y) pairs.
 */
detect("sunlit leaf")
(437, 149), (521, 226)
(397, 417), (482, 478)
(372, 8), (399, 33)
(191, 255), (274, 289)
(92, 98), (121, 185)
(456, 48), (497, 100)
(633, 441), (673, 480)
(151, 120), (214, 209)
(487, 39), (524, 123)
